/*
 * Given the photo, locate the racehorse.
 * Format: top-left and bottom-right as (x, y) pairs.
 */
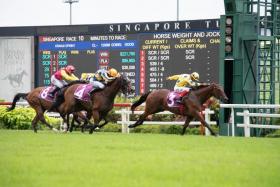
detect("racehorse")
(128, 83), (228, 136)
(6, 81), (87, 133)
(55, 74), (133, 134)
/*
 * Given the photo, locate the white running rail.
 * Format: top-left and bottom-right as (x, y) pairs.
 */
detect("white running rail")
(115, 108), (217, 135)
(220, 104), (280, 137)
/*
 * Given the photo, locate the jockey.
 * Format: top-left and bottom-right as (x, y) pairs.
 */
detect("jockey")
(80, 73), (95, 82)
(48, 65), (79, 98)
(166, 72), (200, 103)
(86, 68), (119, 95)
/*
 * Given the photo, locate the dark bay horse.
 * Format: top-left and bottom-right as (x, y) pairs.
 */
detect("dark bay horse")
(56, 74), (133, 133)
(7, 81), (86, 133)
(128, 83), (228, 136)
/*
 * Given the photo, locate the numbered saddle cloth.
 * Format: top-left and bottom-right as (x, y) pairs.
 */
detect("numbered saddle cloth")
(167, 91), (181, 107)
(74, 84), (93, 102)
(39, 86), (56, 101)
(167, 90), (189, 107)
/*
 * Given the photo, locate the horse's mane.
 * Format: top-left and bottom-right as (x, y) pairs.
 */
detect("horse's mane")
(191, 83), (210, 90)
(106, 74), (124, 86)
(191, 83), (220, 91)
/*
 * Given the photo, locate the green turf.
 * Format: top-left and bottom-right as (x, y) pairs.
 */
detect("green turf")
(0, 130), (280, 187)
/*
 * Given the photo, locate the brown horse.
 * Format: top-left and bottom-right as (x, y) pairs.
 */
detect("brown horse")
(128, 83), (228, 136)
(55, 74), (133, 134)
(7, 81), (87, 133)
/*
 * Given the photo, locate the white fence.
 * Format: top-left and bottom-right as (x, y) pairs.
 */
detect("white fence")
(220, 104), (280, 137)
(115, 108), (217, 136)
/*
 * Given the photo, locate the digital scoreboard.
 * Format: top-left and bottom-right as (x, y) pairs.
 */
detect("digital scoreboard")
(38, 19), (220, 95)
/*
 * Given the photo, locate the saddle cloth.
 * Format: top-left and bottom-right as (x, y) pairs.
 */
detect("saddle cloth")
(167, 90), (189, 107)
(39, 86), (56, 102)
(74, 84), (94, 102)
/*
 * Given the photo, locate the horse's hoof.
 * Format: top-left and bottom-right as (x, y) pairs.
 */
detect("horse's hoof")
(52, 128), (59, 132)
(92, 125), (99, 130)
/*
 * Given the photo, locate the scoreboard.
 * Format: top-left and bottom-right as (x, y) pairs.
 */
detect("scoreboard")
(38, 19), (220, 95)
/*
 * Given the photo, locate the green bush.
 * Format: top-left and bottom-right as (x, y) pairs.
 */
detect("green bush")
(99, 123), (121, 132)
(265, 130), (280, 138)
(0, 106), (60, 130)
(97, 122), (213, 135)
(264, 109), (280, 137)
(272, 110), (280, 125)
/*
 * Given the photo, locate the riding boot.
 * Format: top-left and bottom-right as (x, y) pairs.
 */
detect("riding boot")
(176, 97), (183, 104)
(179, 90), (189, 97)
(176, 90), (189, 104)
(48, 95), (63, 112)
(48, 87), (60, 98)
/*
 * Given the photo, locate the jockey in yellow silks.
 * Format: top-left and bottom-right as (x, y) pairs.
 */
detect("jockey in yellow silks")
(167, 72), (200, 92)
(166, 72), (200, 103)
(81, 68), (119, 95)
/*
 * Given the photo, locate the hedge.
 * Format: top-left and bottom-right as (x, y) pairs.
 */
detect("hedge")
(0, 106), (214, 135)
(0, 106), (60, 130)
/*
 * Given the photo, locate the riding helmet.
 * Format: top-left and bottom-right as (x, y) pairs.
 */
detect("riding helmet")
(191, 72), (199, 81)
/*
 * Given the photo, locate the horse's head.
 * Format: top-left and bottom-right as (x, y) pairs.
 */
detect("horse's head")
(119, 74), (134, 96)
(211, 83), (228, 103)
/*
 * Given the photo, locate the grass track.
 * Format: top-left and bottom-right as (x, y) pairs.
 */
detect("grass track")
(0, 130), (280, 187)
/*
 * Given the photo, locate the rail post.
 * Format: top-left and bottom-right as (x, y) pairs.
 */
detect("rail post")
(204, 108), (211, 136)
(121, 108), (130, 133)
(231, 107), (235, 137)
(126, 107), (130, 133)
(243, 110), (250, 137)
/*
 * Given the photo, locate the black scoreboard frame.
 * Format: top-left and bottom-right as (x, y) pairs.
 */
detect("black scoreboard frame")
(0, 19), (220, 95)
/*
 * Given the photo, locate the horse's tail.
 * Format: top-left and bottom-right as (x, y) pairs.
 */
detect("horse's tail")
(131, 91), (151, 112)
(6, 93), (28, 111)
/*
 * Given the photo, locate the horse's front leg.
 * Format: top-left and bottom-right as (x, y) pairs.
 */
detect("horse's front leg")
(89, 110), (100, 134)
(181, 116), (193, 135)
(60, 114), (68, 133)
(98, 115), (109, 129)
(80, 111), (92, 132)
(194, 111), (217, 136)
(68, 113), (81, 132)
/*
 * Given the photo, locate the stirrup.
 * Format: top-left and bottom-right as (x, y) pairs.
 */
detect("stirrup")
(176, 98), (183, 104)
(48, 94), (54, 98)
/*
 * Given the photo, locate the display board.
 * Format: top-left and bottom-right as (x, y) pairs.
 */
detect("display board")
(38, 19), (220, 95)
(0, 37), (33, 101)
